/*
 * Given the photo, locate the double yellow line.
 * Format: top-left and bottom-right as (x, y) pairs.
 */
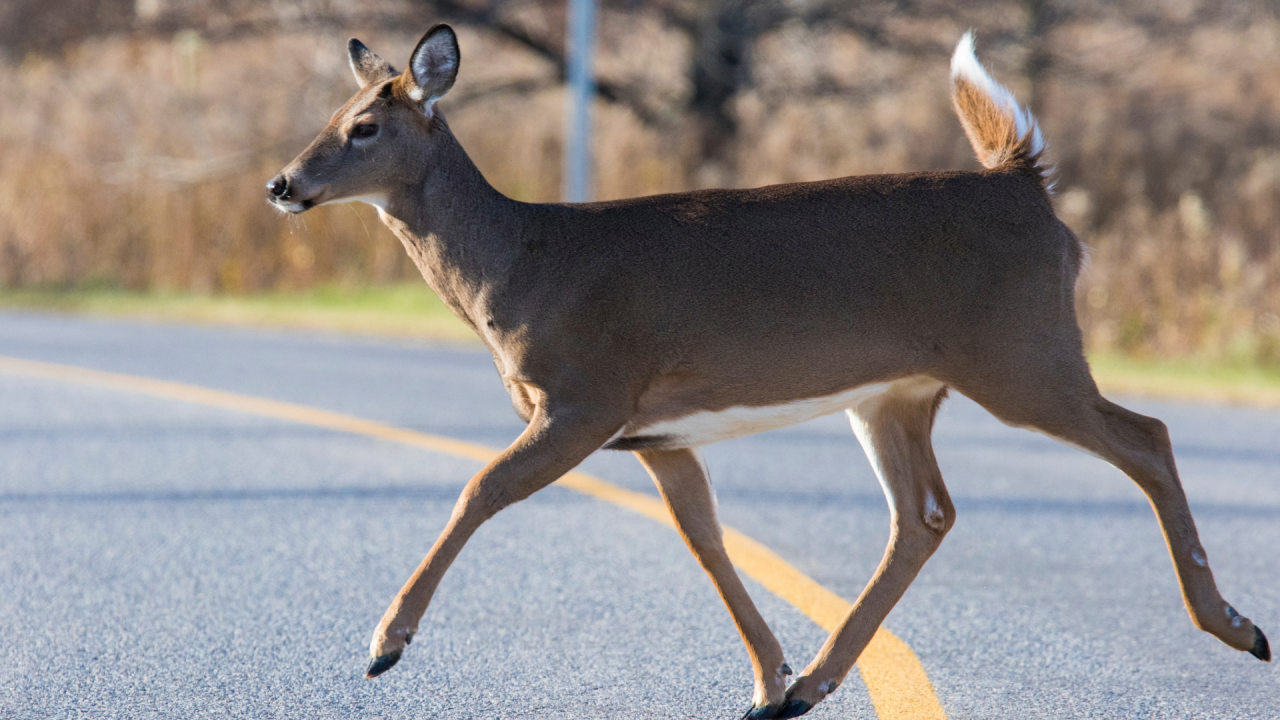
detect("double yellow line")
(0, 354), (947, 719)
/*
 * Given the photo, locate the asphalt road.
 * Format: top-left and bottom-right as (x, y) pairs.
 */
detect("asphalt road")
(1, 310), (1277, 719)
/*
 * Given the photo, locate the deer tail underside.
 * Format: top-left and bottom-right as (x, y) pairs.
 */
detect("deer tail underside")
(950, 32), (1053, 191)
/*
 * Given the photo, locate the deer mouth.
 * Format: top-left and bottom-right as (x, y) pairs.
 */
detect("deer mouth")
(267, 175), (389, 213)
(269, 196), (316, 214)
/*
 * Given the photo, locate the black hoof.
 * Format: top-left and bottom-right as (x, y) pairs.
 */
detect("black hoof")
(776, 699), (814, 719)
(1250, 626), (1271, 662)
(365, 649), (403, 678)
(740, 703), (783, 720)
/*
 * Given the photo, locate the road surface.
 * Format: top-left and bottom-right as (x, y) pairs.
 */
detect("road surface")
(1, 311), (1276, 719)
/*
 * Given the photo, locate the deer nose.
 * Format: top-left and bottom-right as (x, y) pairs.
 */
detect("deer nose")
(267, 175), (290, 199)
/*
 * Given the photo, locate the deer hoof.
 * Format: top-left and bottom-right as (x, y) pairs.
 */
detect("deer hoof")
(740, 702), (783, 719)
(1251, 626), (1271, 662)
(365, 649), (403, 678)
(775, 699), (814, 718)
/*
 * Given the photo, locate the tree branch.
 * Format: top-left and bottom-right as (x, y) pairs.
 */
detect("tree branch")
(429, 0), (671, 127)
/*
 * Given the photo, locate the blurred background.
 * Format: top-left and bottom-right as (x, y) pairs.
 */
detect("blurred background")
(1, 0), (1278, 368)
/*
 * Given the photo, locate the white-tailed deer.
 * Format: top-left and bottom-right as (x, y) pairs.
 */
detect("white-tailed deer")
(268, 26), (1270, 718)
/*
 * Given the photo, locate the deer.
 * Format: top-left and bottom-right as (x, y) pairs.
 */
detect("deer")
(267, 25), (1270, 719)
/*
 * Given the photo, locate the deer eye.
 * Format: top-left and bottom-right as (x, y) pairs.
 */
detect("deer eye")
(350, 123), (379, 140)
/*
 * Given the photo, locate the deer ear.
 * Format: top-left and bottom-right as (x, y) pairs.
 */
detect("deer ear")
(404, 24), (459, 115)
(348, 38), (396, 87)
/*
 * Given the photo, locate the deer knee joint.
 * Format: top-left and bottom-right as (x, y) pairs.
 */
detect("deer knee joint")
(451, 489), (499, 526)
(921, 489), (954, 537)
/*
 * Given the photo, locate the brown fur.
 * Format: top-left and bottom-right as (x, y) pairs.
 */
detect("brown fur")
(952, 77), (1049, 186)
(270, 26), (1269, 719)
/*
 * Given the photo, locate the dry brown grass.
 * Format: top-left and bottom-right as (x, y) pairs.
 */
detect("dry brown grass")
(2, 1), (1279, 366)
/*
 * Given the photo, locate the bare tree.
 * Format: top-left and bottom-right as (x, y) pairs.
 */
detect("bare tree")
(425, 0), (930, 187)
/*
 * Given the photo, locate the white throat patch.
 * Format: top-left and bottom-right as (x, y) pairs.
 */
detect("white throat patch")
(320, 193), (389, 210)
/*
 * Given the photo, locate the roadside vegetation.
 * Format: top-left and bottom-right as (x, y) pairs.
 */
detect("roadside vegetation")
(5, 285), (1280, 407)
(0, 284), (475, 344)
(2, 0), (1278, 405)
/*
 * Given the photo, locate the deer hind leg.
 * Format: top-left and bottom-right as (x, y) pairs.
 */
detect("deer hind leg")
(778, 380), (954, 718)
(633, 448), (792, 719)
(955, 351), (1270, 663)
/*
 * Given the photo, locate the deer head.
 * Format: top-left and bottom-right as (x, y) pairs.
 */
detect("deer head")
(266, 25), (460, 214)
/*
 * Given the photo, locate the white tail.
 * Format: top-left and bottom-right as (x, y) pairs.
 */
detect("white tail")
(268, 26), (1271, 720)
(950, 31), (1052, 188)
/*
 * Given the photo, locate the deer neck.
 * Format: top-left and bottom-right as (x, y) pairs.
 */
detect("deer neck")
(376, 119), (527, 334)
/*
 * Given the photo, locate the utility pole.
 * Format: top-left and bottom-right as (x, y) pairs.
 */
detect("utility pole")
(563, 0), (597, 202)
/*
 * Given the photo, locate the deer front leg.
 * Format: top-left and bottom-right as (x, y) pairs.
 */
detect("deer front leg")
(777, 390), (953, 718)
(634, 448), (791, 719)
(365, 404), (626, 678)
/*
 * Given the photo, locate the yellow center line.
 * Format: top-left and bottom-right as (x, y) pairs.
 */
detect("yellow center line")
(0, 354), (947, 720)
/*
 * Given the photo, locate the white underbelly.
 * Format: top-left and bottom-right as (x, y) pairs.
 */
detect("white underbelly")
(623, 381), (899, 448)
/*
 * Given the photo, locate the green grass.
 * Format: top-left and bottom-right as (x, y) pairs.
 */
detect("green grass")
(5, 287), (1280, 407)
(0, 284), (479, 345)
(1089, 353), (1280, 408)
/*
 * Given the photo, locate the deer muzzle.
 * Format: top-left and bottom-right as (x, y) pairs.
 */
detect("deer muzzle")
(265, 173), (315, 213)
